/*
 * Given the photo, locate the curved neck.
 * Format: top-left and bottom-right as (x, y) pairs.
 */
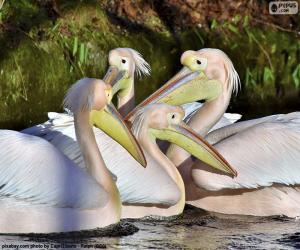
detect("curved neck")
(117, 78), (135, 116)
(74, 111), (118, 196)
(139, 127), (184, 190)
(188, 88), (232, 136)
(166, 88), (232, 167)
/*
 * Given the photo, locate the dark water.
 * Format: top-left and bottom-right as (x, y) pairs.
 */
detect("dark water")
(1, 206), (299, 250)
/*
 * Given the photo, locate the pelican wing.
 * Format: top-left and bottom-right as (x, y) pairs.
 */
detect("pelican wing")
(23, 114), (181, 206)
(0, 130), (108, 209)
(182, 102), (242, 132)
(206, 113), (278, 145)
(192, 112), (300, 191)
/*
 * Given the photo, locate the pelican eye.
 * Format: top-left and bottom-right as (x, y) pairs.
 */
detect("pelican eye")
(105, 89), (112, 100)
(196, 59), (201, 65)
(122, 59), (126, 64)
(168, 112), (181, 125)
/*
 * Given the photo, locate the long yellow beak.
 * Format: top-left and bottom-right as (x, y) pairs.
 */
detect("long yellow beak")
(103, 66), (126, 96)
(125, 67), (193, 120)
(150, 122), (237, 177)
(90, 103), (146, 167)
(125, 67), (222, 122)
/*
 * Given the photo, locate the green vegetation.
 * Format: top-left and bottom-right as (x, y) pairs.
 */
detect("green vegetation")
(0, 1), (299, 129)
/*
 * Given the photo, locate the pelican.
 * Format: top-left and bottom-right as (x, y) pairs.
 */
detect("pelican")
(120, 103), (236, 218)
(0, 78), (145, 234)
(127, 48), (300, 217)
(103, 47), (150, 116)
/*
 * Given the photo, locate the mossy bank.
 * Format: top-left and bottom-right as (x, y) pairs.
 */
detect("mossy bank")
(0, 0), (299, 129)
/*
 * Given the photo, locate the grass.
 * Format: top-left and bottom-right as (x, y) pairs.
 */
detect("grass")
(0, 2), (298, 129)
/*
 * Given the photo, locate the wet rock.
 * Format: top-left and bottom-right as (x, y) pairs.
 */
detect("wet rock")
(3, 221), (139, 240)
(124, 204), (216, 228)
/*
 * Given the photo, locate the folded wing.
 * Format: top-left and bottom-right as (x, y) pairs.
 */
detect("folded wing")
(191, 112), (300, 191)
(0, 130), (108, 209)
(23, 115), (181, 206)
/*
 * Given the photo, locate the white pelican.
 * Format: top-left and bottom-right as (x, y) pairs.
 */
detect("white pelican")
(121, 103), (236, 218)
(127, 48), (300, 217)
(0, 78), (145, 234)
(103, 47), (150, 116)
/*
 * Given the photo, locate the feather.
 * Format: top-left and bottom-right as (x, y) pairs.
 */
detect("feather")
(63, 78), (104, 114)
(127, 48), (151, 77)
(191, 112), (300, 191)
(0, 130), (108, 209)
(182, 102), (242, 132)
(23, 113), (181, 206)
(198, 48), (241, 94)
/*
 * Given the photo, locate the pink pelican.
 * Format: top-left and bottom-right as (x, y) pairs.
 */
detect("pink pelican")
(103, 47), (150, 116)
(0, 78), (145, 234)
(127, 48), (300, 217)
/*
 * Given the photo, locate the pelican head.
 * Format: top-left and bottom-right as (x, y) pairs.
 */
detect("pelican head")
(125, 48), (240, 121)
(64, 78), (146, 167)
(131, 103), (237, 176)
(181, 48), (240, 94)
(103, 48), (150, 98)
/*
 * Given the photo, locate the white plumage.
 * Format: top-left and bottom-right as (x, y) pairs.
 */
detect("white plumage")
(0, 130), (107, 209)
(192, 112), (300, 191)
(0, 78), (133, 233)
(182, 102), (242, 131)
(23, 114), (180, 206)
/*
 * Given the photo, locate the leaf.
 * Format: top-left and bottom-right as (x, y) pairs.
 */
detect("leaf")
(243, 15), (249, 28)
(79, 43), (85, 64)
(84, 45), (89, 64)
(51, 22), (60, 32)
(72, 37), (78, 56)
(263, 66), (275, 85)
(292, 64), (300, 88)
(245, 67), (251, 87)
(231, 43), (238, 50)
(193, 28), (204, 46)
(233, 15), (241, 24)
(228, 24), (239, 34)
(211, 19), (218, 29)
(271, 44), (276, 54)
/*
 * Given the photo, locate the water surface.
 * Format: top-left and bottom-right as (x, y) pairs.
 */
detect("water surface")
(1, 206), (299, 249)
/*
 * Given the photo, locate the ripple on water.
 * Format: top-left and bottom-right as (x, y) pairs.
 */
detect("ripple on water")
(0, 206), (300, 249)
(277, 232), (300, 249)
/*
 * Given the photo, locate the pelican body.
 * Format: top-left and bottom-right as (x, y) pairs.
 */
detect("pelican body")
(0, 78), (144, 234)
(128, 48), (300, 217)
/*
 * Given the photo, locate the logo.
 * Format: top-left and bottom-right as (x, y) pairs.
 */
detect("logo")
(269, 1), (298, 14)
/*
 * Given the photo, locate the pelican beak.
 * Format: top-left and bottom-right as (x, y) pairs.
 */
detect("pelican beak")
(103, 66), (126, 96)
(125, 67), (222, 122)
(89, 103), (147, 167)
(150, 122), (237, 177)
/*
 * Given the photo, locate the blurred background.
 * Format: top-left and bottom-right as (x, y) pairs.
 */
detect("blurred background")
(0, 0), (299, 130)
